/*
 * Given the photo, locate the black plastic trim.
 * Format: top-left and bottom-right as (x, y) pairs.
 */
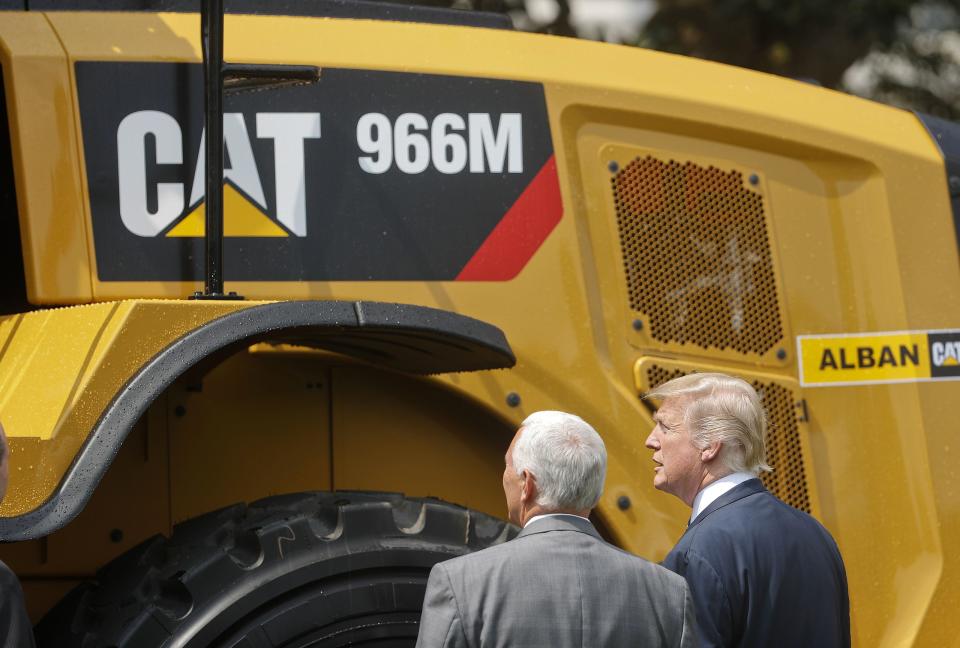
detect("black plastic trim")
(0, 300), (515, 541)
(11, 0), (513, 30)
(0, 66), (31, 315)
(915, 112), (960, 256)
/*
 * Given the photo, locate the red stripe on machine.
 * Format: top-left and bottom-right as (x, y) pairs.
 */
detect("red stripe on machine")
(456, 155), (563, 281)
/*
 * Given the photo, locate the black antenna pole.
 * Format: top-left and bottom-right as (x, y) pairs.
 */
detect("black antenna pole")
(201, 0), (225, 297)
(190, 0), (317, 300)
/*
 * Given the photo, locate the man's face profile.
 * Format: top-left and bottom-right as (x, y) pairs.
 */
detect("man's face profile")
(502, 427), (525, 526)
(644, 398), (705, 505)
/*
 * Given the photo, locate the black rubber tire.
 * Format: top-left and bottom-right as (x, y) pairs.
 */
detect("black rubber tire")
(36, 491), (516, 648)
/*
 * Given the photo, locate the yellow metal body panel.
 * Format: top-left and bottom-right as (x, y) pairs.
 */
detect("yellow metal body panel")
(1, 350), (518, 623)
(0, 14), (91, 302)
(0, 300), (256, 514)
(10, 11), (949, 300)
(0, 11), (955, 646)
(330, 365), (513, 517)
(0, 417), (170, 619)
(167, 351), (333, 522)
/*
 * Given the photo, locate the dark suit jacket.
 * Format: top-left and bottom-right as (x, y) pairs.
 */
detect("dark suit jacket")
(0, 560), (34, 648)
(662, 479), (849, 648)
(416, 515), (697, 647)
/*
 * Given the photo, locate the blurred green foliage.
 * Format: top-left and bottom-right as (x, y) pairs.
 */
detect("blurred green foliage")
(401, 0), (960, 118)
(641, 0), (913, 87)
(640, 0), (960, 118)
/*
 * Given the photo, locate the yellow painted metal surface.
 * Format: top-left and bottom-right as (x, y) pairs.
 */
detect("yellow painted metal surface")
(167, 351), (332, 522)
(9, 11), (946, 301)
(330, 365), (513, 518)
(1, 352), (517, 623)
(0, 417), (170, 621)
(0, 300), (260, 515)
(0, 10), (955, 646)
(0, 14), (91, 303)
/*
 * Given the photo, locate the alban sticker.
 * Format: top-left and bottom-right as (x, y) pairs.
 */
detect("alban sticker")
(798, 329), (960, 386)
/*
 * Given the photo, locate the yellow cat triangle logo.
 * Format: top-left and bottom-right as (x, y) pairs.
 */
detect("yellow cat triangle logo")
(166, 184), (288, 237)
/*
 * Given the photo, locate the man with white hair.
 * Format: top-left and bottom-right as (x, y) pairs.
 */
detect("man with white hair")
(645, 373), (849, 648)
(415, 410), (696, 648)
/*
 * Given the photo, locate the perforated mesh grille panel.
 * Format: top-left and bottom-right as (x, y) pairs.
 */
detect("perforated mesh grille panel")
(613, 156), (784, 355)
(645, 365), (811, 513)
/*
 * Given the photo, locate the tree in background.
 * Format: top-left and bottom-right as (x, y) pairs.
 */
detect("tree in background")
(397, 0), (960, 118)
(385, 0), (577, 36)
(640, 0), (960, 118)
(844, 2), (960, 118)
(640, 0), (912, 88)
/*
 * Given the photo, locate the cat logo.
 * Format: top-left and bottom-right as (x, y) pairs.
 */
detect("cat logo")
(798, 329), (960, 386)
(117, 111), (320, 238)
(929, 331), (960, 378)
(77, 62), (558, 282)
(932, 340), (960, 366)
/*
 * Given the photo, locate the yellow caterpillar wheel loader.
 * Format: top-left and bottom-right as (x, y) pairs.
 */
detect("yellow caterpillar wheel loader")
(0, 1), (957, 646)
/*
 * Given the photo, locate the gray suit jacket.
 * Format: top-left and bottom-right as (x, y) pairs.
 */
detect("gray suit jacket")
(415, 515), (697, 648)
(663, 480), (849, 647)
(0, 560), (34, 648)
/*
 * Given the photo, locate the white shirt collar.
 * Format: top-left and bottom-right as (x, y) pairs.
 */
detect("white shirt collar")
(524, 513), (590, 528)
(690, 472), (756, 523)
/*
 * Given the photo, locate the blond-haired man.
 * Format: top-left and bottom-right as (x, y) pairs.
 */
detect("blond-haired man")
(645, 373), (849, 648)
